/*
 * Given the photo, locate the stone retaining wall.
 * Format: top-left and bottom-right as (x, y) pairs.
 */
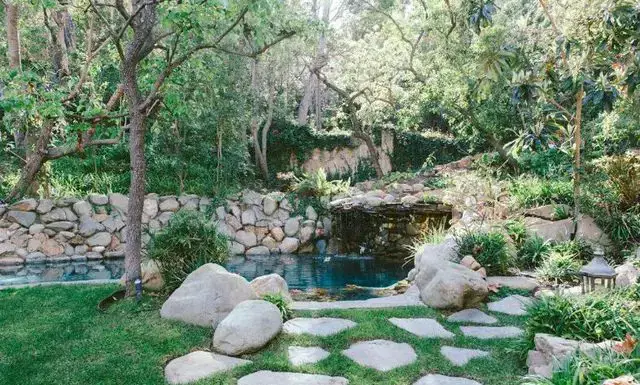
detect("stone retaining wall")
(0, 190), (330, 266)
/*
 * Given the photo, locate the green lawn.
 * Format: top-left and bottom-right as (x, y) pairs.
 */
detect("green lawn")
(0, 285), (528, 385)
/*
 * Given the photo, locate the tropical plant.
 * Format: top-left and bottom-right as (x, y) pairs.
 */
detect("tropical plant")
(536, 250), (581, 284)
(263, 293), (293, 321)
(292, 169), (350, 197)
(505, 219), (528, 247)
(456, 231), (514, 275)
(517, 236), (551, 269)
(148, 211), (229, 292)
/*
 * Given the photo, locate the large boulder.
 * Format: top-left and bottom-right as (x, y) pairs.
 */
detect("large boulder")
(160, 264), (257, 327)
(250, 274), (292, 302)
(120, 259), (164, 291)
(213, 300), (283, 356)
(524, 217), (573, 243)
(575, 215), (611, 247)
(615, 262), (639, 288)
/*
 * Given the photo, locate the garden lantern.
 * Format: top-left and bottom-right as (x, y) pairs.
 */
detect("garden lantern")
(579, 249), (616, 293)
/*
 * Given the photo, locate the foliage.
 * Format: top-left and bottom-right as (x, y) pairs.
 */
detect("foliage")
(291, 168), (350, 198)
(517, 236), (551, 269)
(600, 154), (640, 211)
(522, 285), (640, 348)
(405, 219), (448, 266)
(509, 176), (574, 208)
(515, 149), (573, 179)
(553, 205), (570, 220)
(262, 293), (293, 321)
(535, 249), (582, 284)
(522, 345), (640, 385)
(456, 231), (514, 275)
(148, 211), (229, 292)
(505, 219), (528, 247)
(391, 131), (468, 172)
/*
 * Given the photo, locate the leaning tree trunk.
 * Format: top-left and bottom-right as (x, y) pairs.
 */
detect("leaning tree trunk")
(353, 130), (385, 178)
(6, 124), (54, 201)
(573, 86), (584, 223)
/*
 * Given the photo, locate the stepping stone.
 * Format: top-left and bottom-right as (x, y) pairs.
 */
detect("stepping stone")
(238, 370), (348, 385)
(342, 339), (417, 371)
(487, 295), (533, 316)
(413, 374), (483, 385)
(389, 318), (454, 338)
(164, 351), (251, 385)
(487, 276), (538, 291)
(447, 309), (497, 325)
(460, 326), (523, 339)
(288, 346), (330, 366)
(283, 317), (357, 337)
(440, 346), (490, 366)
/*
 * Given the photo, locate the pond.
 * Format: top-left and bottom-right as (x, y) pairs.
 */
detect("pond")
(0, 254), (409, 292)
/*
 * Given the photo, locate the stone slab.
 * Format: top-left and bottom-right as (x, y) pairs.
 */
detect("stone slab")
(447, 309), (497, 325)
(460, 326), (524, 339)
(342, 339), (417, 372)
(487, 295), (533, 316)
(413, 374), (483, 385)
(288, 346), (330, 366)
(238, 371), (348, 385)
(440, 346), (490, 366)
(164, 351), (251, 385)
(283, 318), (357, 337)
(389, 318), (454, 338)
(487, 276), (539, 291)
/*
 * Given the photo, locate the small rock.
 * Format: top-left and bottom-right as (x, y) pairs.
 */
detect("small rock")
(143, 198), (159, 218)
(615, 263), (639, 287)
(305, 206), (318, 221)
(88, 194), (108, 205)
(279, 237), (299, 254)
(284, 218), (300, 236)
(263, 196), (278, 216)
(486, 276), (538, 291)
(9, 198), (38, 211)
(246, 246), (270, 255)
(28, 224), (45, 235)
(250, 273), (292, 302)
(36, 199), (54, 214)
(242, 210), (257, 226)
(235, 230), (257, 248)
(108, 193), (129, 215)
(6, 211), (36, 227)
(72, 201), (93, 217)
(86, 232), (112, 247)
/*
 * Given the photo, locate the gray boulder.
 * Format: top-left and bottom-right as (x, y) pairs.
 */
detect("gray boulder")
(284, 218), (300, 236)
(615, 262), (639, 287)
(72, 201), (93, 217)
(6, 211), (36, 227)
(108, 193), (129, 215)
(213, 300), (283, 356)
(250, 273), (292, 302)
(160, 264), (257, 327)
(524, 217), (573, 243)
(279, 237), (300, 253)
(164, 351), (251, 385)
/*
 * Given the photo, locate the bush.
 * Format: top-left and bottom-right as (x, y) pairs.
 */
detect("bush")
(456, 231), (514, 275)
(517, 235), (551, 269)
(505, 219), (528, 247)
(522, 285), (640, 345)
(292, 169), (350, 198)
(509, 175), (573, 208)
(149, 211), (229, 292)
(263, 293), (292, 321)
(391, 130), (467, 172)
(522, 345), (640, 385)
(601, 154), (640, 211)
(535, 249), (581, 284)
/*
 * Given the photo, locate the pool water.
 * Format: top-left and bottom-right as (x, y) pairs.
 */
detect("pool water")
(0, 254), (409, 291)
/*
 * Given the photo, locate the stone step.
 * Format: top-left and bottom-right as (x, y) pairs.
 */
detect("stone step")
(413, 374), (483, 385)
(288, 346), (330, 366)
(460, 326), (524, 339)
(283, 317), (357, 337)
(440, 346), (490, 366)
(164, 351), (251, 385)
(487, 295), (533, 316)
(342, 339), (417, 372)
(447, 309), (497, 325)
(389, 317), (454, 338)
(238, 371), (348, 385)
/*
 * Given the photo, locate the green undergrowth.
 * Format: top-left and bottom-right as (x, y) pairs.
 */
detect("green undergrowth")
(0, 285), (528, 385)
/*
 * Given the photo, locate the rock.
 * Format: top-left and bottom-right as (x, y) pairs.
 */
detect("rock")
(284, 218), (300, 236)
(246, 246), (270, 255)
(525, 204), (570, 221)
(0, 256), (23, 265)
(89, 194), (108, 205)
(63, 207), (77, 222)
(108, 193), (129, 215)
(401, 195), (419, 205)
(45, 221), (75, 231)
(575, 215), (611, 247)
(279, 237), (300, 254)
(143, 198), (159, 218)
(305, 206), (318, 221)
(270, 227), (285, 242)
(603, 376), (638, 385)
(79, 216), (103, 237)
(486, 276), (538, 291)
(460, 255), (481, 270)
(342, 340), (417, 372)
(235, 230), (258, 248)
(261, 236), (278, 250)
(447, 309), (497, 325)
(6, 211), (36, 227)
(160, 263), (257, 327)
(524, 217), (573, 243)
(284, 318), (357, 337)
(103, 216), (125, 233)
(263, 196), (278, 216)
(40, 208), (66, 223)
(242, 190), (263, 206)
(288, 346), (330, 366)
(159, 197), (179, 212)
(86, 232), (112, 247)
(242, 210), (257, 226)
(487, 295), (533, 316)
(413, 374), (482, 385)
(440, 346), (490, 367)
(415, 261), (488, 310)
(72, 201), (92, 217)
(414, 237), (459, 266)
(213, 300), (282, 356)
(250, 274), (292, 302)
(615, 263), (639, 287)
(0, 242), (17, 256)
(229, 241), (245, 255)
(36, 199), (54, 214)
(9, 198), (38, 211)
(298, 226), (314, 245)
(138, 259), (164, 290)
(164, 351), (251, 385)
(28, 224), (45, 234)
(25, 252), (46, 264)
(389, 318), (454, 338)
(459, 326), (524, 339)
(238, 371), (348, 385)
(41, 239), (65, 256)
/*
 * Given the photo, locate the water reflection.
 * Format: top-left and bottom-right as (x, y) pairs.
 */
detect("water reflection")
(0, 260), (125, 286)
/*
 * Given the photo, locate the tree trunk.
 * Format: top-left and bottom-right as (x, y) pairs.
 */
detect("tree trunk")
(573, 86), (584, 223)
(5, 2), (20, 70)
(353, 130), (384, 178)
(5, 124), (53, 201)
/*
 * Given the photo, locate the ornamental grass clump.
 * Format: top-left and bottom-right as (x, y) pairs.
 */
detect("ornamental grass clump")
(456, 231), (514, 275)
(149, 210), (229, 292)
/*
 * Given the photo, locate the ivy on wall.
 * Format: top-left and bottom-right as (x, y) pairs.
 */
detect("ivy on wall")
(391, 131), (468, 171)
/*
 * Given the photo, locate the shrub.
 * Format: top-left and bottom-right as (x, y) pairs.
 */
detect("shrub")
(517, 235), (551, 269)
(509, 175), (573, 208)
(553, 205), (570, 220)
(522, 285), (640, 346)
(535, 249), (581, 284)
(292, 168), (350, 197)
(405, 219), (448, 266)
(263, 293), (293, 321)
(149, 211), (229, 292)
(553, 240), (594, 263)
(505, 219), (528, 247)
(602, 154), (640, 210)
(456, 231), (514, 275)
(522, 346), (640, 385)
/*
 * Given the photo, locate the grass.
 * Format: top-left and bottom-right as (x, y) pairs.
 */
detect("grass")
(0, 285), (528, 385)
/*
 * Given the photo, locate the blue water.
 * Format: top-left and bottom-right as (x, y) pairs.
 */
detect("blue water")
(0, 254), (409, 291)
